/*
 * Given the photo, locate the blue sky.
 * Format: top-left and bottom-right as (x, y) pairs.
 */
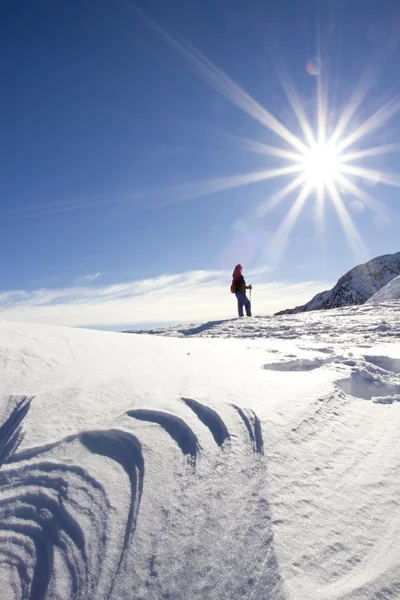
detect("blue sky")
(1, 0), (400, 328)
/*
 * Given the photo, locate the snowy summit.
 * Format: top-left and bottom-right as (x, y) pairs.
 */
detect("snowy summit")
(1, 298), (400, 599)
(276, 252), (400, 315)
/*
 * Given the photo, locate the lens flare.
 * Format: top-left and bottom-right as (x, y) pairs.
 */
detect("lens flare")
(306, 57), (322, 76)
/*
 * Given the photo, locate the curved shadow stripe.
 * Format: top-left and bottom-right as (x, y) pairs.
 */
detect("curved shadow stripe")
(0, 396), (33, 467)
(0, 425), (144, 599)
(8, 493), (85, 598)
(231, 404), (254, 445)
(253, 413), (264, 455)
(181, 397), (230, 447)
(80, 429), (144, 588)
(0, 462), (107, 599)
(231, 405), (264, 455)
(126, 409), (199, 465)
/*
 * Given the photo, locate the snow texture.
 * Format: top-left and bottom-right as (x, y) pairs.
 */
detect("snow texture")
(1, 300), (400, 599)
(275, 251), (400, 315)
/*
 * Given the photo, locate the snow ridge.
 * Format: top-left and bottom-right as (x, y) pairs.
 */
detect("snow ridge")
(127, 408), (200, 465)
(181, 396), (231, 447)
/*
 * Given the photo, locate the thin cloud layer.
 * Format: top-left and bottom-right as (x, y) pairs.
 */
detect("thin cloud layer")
(0, 270), (330, 328)
(75, 272), (101, 284)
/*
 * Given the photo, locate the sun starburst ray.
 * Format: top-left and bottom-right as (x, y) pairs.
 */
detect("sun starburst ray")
(334, 173), (394, 217)
(327, 181), (367, 259)
(133, 6), (310, 154)
(329, 34), (398, 146)
(330, 74), (378, 147)
(257, 173), (307, 216)
(340, 143), (400, 163)
(129, 165), (307, 214)
(269, 183), (313, 257)
(315, 184), (325, 230)
(221, 134), (305, 162)
(317, 80), (327, 146)
(272, 61), (316, 147)
(130, 6), (400, 260)
(316, 37), (328, 146)
(336, 95), (400, 153)
(339, 164), (400, 188)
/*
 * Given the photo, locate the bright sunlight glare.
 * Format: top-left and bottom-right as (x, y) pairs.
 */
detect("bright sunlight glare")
(301, 143), (342, 187)
(133, 6), (400, 261)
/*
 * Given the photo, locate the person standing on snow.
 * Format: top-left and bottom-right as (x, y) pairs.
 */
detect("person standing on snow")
(232, 264), (252, 317)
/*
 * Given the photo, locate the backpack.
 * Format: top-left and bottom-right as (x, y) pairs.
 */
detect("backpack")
(230, 283), (236, 294)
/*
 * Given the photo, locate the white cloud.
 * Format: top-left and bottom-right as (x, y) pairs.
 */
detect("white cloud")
(0, 270), (331, 328)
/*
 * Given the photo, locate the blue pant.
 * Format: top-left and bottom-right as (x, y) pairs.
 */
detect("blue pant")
(235, 291), (251, 317)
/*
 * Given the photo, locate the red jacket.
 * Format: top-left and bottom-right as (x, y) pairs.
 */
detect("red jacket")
(233, 275), (247, 294)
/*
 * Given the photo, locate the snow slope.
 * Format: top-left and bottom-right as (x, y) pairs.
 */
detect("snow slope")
(1, 303), (400, 600)
(275, 251), (400, 315)
(367, 275), (400, 304)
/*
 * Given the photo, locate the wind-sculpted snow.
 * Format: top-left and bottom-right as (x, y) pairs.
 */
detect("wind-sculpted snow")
(0, 396), (33, 467)
(125, 399), (285, 600)
(289, 391), (350, 443)
(181, 397), (230, 447)
(126, 408), (200, 465)
(2, 309), (400, 600)
(128, 402), (265, 458)
(0, 462), (102, 599)
(78, 428), (144, 585)
(231, 404), (264, 454)
(0, 392), (281, 599)
(0, 398), (145, 599)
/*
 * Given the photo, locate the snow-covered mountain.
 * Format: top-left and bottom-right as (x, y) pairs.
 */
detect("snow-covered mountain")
(367, 274), (400, 304)
(275, 251), (400, 315)
(1, 302), (400, 599)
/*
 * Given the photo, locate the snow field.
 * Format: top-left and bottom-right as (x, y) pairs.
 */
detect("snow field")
(0, 302), (399, 599)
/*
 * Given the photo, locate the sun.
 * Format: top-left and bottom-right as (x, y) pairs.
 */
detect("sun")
(301, 142), (342, 187)
(135, 7), (400, 260)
